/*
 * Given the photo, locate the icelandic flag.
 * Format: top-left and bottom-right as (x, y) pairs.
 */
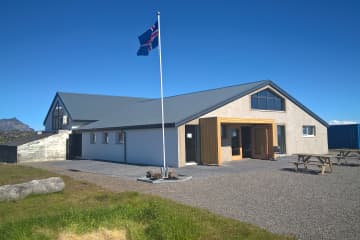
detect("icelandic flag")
(137, 21), (159, 56)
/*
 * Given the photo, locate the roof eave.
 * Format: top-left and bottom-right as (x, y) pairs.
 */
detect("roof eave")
(268, 82), (329, 128)
(175, 80), (328, 128)
(175, 80), (271, 127)
(75, 122), (176, 132)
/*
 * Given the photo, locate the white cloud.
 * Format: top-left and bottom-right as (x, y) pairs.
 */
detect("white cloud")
(328, 120), (358, 125)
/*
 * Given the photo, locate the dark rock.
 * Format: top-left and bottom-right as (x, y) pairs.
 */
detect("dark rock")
(167, 170), (178, 179)
(146, 171), (153, 178)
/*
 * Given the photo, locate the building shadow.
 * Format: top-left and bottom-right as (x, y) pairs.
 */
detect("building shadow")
(333, 162), (360, 167)
(280, 167), (321, 175)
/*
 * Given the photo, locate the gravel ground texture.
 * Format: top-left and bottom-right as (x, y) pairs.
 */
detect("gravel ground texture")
(25, 157), (360, 240)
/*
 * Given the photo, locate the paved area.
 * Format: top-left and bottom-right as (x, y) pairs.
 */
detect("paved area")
(26, 157), (360, 240)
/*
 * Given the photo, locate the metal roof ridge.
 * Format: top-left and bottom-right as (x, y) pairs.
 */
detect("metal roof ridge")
(161, 79), (271, 100)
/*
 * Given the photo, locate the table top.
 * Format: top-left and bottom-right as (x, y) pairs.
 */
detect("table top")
(295, 153), (333, 157)
(332, 149), (360, 152)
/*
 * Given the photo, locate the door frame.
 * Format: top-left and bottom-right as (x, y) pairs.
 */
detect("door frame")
(185, 125), (200, 163)
(230, 127), (242, 160)
(199, 117), (276, 165)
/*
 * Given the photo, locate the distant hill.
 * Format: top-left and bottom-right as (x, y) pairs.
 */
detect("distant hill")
(0, 118), (34, 132)
(0, 118), (35, 144)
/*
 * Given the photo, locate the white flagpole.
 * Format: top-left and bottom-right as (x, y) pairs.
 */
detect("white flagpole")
(157, 11), (167, 177)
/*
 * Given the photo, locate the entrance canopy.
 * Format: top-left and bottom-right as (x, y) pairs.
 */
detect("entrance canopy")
(199, 117), (276, 165)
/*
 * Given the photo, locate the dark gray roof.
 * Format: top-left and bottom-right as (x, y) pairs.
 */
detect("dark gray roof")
(44, 93), (150, 124)
(66, 80), (327, 130)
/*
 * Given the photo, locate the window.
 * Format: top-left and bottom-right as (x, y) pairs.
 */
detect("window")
(251, 89), (285, 111)
(90, 132), (96, 144)
(303, 126), (316, 137)
(277, 125), (286, 153)
(116, 131), (125, 144)
(221, 125), (227, 139)
(52, 102), (65, 130)
(62, 115), (68, 125)
(103, 132), (109, 144)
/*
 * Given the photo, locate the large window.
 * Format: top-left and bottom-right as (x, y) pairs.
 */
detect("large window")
(52, 102), (64, 130)
(277, 125), (286, 154)
(303, 126), (316, 137)
(251, 89), (285, 111)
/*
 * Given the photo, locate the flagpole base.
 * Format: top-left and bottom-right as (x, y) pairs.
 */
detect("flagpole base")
(160, 167), (168, 178)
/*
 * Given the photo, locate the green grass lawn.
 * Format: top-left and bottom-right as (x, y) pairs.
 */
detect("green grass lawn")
(0, 164), (295, 240)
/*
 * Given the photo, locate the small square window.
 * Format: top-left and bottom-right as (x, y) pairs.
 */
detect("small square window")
(90, 132), (96, 144)
(62, 115), (68, 125)
(103, 132), (109, 144)
(302, 126), (316, 137)
(116, 131), (125, 144)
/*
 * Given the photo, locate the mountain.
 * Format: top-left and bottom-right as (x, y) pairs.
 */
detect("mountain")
(0, 118), (34, 132)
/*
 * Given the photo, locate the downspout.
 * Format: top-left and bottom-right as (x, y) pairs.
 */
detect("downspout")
(124, 131), (127, 163)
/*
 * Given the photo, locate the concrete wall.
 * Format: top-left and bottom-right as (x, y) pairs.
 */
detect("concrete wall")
(82, 131), (125, 162)
(183, 85), (328, 155)
(126, 128), (179, 167)
(205, 86), (328, 154)
(81, 128), (179, 167)
(17, 131), (70, 163)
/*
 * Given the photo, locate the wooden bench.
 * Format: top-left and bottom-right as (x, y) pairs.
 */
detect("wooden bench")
(335, 155), (360, 164)
(333, 149), (360, 164)
(291, 154), (333, 175)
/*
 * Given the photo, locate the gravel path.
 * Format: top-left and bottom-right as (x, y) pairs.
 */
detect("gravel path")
(26, 158), (360, 240)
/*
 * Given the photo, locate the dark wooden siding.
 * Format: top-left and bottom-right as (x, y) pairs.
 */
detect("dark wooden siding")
(0, 145), (17, 163)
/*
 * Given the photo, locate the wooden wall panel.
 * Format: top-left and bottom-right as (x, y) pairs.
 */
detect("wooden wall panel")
(200, 117), (220, 165)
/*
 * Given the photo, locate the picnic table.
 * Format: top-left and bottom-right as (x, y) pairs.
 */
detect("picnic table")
(332, 149), (360, 164)
(291, 153), (334, 175)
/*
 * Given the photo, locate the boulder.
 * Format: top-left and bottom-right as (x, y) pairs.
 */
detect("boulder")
(0, 177), (65, 201)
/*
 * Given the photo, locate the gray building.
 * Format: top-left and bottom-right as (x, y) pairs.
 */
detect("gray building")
(43, 80), (328, 167)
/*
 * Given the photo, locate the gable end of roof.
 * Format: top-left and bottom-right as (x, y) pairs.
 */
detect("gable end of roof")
(267, 82), (328, 127)
(43, 93), (72, 126)
(175, 80), (271, 126)
(175, 80), (328, 128)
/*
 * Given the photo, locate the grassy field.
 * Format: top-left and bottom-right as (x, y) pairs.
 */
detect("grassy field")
(0, 164), (295, 240)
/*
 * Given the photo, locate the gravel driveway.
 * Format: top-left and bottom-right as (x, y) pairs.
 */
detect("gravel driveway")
(26, 157), (360, 240)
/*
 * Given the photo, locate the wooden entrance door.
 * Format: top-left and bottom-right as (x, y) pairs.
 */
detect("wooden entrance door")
(252, 126), (272, 159)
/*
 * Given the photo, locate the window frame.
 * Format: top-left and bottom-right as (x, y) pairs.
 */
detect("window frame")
(52, 102), (64, 130)
(251, 89), (285, 111)
(116, 131), (125, 144)
(102, 132), (109, 144)
(277, 125), (286, 154)
(302, 125), (316, 137)
(221, 125), (227, 139)
(90, 132), (96, 144)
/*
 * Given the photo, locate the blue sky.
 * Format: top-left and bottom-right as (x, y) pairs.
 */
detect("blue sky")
(1, 0), (359, 130)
